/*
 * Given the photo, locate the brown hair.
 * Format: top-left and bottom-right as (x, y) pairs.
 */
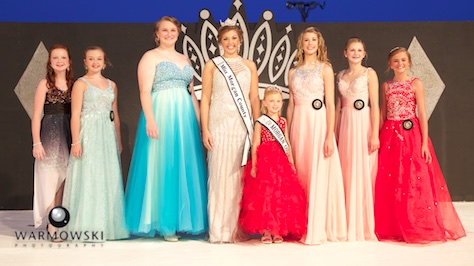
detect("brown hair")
(46, 44), (74, 93)
(295, 27), (329, 67)
(217, 25), (243, 44)
(261, 86), (283, 115)
(385, 47), (411, 74)
(83, 46), (112, 68)
(154, 16), (181, 46)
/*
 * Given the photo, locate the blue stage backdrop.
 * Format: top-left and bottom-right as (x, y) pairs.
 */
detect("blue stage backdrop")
(1, 0), (474, 23)
(1, 0), (473, 210)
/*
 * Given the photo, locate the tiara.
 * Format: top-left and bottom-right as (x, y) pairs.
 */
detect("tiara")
(267, 85), (282, 92)
(220, 18), (238, 27)
(390, 46), (402, 53)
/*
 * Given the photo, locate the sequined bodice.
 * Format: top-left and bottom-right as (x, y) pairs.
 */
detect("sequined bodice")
(261, 117), (286, 143)
(291, 64), (324, 100)
(338, 69), (369, 102)
(152, 62), (193, 92)
(386, 78), (417, 121)
(80, 78), (114, 116)
(44, 87), (71, 114)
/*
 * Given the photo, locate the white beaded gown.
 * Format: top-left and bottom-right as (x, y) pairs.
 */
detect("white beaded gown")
(207, 56), (251, 243)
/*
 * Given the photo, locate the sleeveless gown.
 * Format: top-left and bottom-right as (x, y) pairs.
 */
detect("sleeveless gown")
(375, 78), (466, 243)
(239, 117), (307, 237)
(33, 88), (71, 228)
(337, 68), (378, 241)
(125, 62), (208, 237)
(63, 78), (129, 241)
(290, 64), (347, 245)
(207, 56), (250, 243)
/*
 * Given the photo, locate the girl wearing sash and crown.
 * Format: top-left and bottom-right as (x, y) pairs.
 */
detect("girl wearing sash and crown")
(287, 27), (347, 245)
(374, 47), (465, 243)
(201, 19), (260, 243)
(239, 86), (307, 244)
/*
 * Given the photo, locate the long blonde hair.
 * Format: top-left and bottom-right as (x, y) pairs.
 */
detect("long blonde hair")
(295, 27), (329, 67)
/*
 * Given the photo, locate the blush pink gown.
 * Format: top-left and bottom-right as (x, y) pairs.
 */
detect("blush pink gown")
(290, 64), (347, 245)
(337, 68), (378, 241)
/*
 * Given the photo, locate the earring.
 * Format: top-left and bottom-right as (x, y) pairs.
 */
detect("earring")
(67, 67), (70, 71)
(219, 45), (224, 55)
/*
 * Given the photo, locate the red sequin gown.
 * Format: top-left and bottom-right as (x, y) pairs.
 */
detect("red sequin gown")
(374, 78), (466, 243)
(239, 117), (307, 237)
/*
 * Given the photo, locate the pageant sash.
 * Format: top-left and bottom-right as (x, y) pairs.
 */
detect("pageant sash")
(257, 115), (290, 154)
(212, 56), (254, 166)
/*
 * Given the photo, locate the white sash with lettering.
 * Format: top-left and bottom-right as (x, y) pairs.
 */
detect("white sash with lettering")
(212, 56), (254, 166)
(257, 115), (290, 154)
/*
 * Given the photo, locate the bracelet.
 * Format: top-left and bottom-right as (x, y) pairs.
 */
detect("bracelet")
(71, 141), (81, 147)
(32, 142), (42, 147)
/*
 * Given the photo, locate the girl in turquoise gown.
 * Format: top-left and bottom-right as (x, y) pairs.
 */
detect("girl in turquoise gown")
(125, 16), (208, 241)
(62, 46), (129, 241)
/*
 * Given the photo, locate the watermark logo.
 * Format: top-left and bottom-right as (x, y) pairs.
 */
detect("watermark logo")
(49, 206), (69, 228)
(14, 206), (105, 247)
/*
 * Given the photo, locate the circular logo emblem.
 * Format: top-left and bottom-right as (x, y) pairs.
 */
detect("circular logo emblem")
(110, 110), (114, 121)
(48, 206), (70, 228)
(312, 99), (323, 110)
(403, 119), (413, 130)
(354, 99), (365, 110)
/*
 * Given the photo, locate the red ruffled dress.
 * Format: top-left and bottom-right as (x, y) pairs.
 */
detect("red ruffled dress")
(239, 117), (307, 237)
(374, 78), (466, 243)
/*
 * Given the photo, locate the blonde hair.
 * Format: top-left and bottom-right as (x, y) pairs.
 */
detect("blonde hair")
(385, 47), (411, 74)
(261, 86), (283, 115)
(295, 27), (329, 67)
(154, 16), (181, 46)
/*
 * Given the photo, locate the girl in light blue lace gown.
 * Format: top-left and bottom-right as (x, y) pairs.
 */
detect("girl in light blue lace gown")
(125, 16), (208, 241)
(62, 46), (129, 241)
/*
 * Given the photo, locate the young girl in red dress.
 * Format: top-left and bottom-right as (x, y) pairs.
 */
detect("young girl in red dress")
(374, 47), (466, 243)
(239, 86), (307, 244)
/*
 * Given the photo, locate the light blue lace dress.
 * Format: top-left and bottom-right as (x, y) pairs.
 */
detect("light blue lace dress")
(125, 62), (208, 237)
(62, 78), (129, 241)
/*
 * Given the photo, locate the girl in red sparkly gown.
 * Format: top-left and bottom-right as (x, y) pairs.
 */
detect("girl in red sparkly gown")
(374, 47), (466, 243)
(239, 87), (307, 244)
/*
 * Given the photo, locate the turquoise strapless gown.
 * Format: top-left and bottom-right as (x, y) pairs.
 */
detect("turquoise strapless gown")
(62, 78), (129, 241)
(125, 62), (208, 237)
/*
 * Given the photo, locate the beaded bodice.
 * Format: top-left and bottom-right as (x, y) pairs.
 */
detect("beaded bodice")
(44, 88), (71, 114)
(338, 68), (369, 100)
(291, 63), (324, 100)
(261, 117), (286, 143)
(80, 78), (114, 116)
(152, 61), (193, 93)
(386, 78), (417, 121)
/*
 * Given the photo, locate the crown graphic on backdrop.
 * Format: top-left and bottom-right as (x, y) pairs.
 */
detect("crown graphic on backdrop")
(179, 0), (297, 99)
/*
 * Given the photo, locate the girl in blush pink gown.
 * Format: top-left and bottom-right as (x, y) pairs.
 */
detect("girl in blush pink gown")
(375, 47), (465, 243)
(336, 38), (379, 241)
(287, 27), (347, 245)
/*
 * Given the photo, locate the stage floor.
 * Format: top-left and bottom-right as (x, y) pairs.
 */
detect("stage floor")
(1, 202), (473, 266)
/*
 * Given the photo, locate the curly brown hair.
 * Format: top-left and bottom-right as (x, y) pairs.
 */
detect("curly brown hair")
(46, 44), (74, 93)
